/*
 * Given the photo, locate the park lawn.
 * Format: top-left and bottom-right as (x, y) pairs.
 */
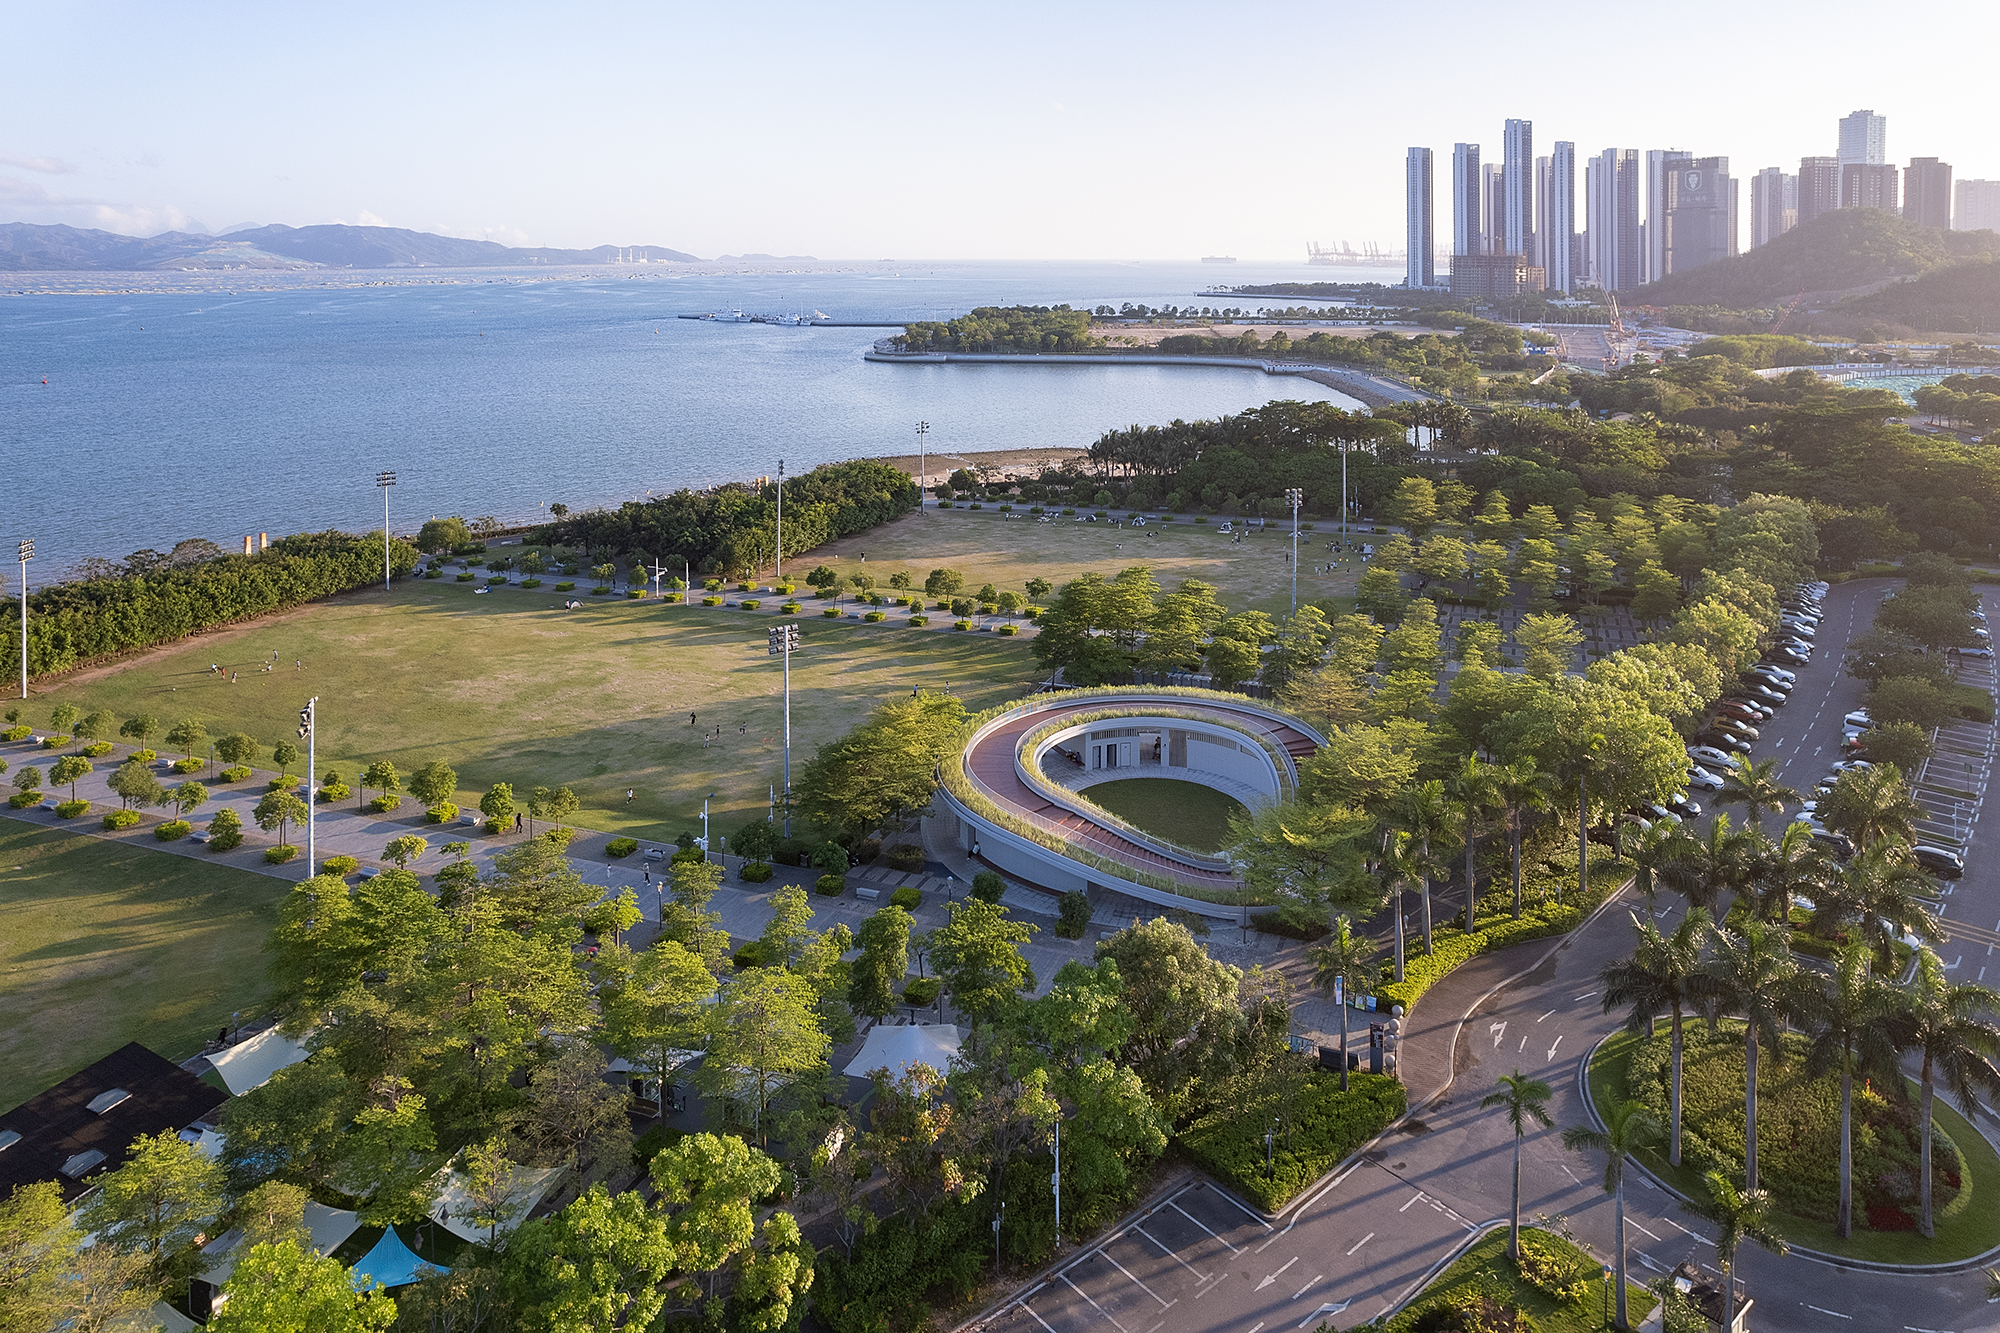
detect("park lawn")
(804, 508), (1361, 620)
(37, 583), (1040, 843)
(0, 820), (291, 1113)
(1080, 778), (1247, 853)
(1588, 1028), (2000, 1265)
(1379, 1227), (1655, 1333)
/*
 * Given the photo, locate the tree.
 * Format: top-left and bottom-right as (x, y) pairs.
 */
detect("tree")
(417, 516), (470, 554)
(1202, 635), (1261, 692)
(1386, 780), (1451, 957)
(923, 567), (965, 597)
(1480, 1071), (1553, 1261)
(1683, 1170), (1788, 1331)
(360, 759), (400, 811)
(73, 708), (117, 742)
(520, 1040), (633, 1183)
(1819, 763), (1923, 852)
(164, 780), (206, 822)
(708, 969), (830, 1140)
(1715, 755), (1797, 829)
(1702, 918), (1796, 1192)
(1562, 1100), (1662, 1330)
(0, 1180), (152, 1333)
(213, 731), (259, 767)
(794, 693), (965, 835)
(218, 1056), (353, 1193)
(530, 784), (580, 835)
(1094, 917), (1241, 1116)
(384, 834), (427, 868)
(1601, 909), (1712, 1168)
(164, 719), (207, 759)
(1411, 534), (1467, 587)
(408, 759), (459, 809)
(80, 1130), (226, 1293)
(1630, 560), (1682, 625)
(479, 782), (516, 832)
(208, 1238), (395, 1333)
(1308, 916), (1375, 1092)
(107, 759), (161, 811)
(1870, 675), (1955, 730)
(1809, 844), (1939, 960)
(759, 883), (818, 969)
(49, 754), (90, 803)
(1859, 720), (1933, 775)
(651, 1132), (781, 1294)
(1516, 611), (1584, 679)
(931, 899), (1038, 1034)
(486, 832), (597, 925)
(118, 715), (159, 750)
(254, 789), (310, 848)
(604, 939), (716, 1119)
(1494, 761), (1555, 918)
(1790, 943), (1902, 1238)
(1354, 564), (1407, 622)
(1258, 605), (1334, 691)
(850, 905), (913, 1022)
(505, 1184), (675, 1332)
(1233, 798), (1378, 932)
(459, 1137), (532, 1246)
(1384, 476), (1438, 537)
(729, 1210), (816, 1333)
(1889, 948), (2000, 1237)
(1445, 754), (1504, 932)
(235, 1180), (312, 1252)
(271, 739), (300, 777)
(663, 857), (731, 972)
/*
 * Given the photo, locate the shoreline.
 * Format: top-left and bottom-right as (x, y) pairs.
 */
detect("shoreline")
(863, 349), (1427, 409)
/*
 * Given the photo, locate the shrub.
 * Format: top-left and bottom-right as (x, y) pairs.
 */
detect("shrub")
(321, 855), (360, 876)
(631, 1123), (685, 1170)
(625, 589), (643, 600)
(702, 596), (723, 606)
(733, 941), (778, 969)
(264, 844), (299, 864)
(219, 764), (252, 783)
(822, 607), (840, 618)
(7, 792), (41, 810)
(170, 755), (203, 774)
(520, 577), (543, 588)
(1055, 890), (1093, 938)
(0, 726), (29, 742)
(781, 601), (801, 614)
(886, 843), (926, 873)
(852, 837), (882, 863)
(773, 837), (811, 867)
(487, 576), (508, 587)
(908, 615), (929, 627)
(554, 581), (576, 591)
(953, 619), (973, 631)
(902, 977), (941, 1007)
(890, 885), (922, 910)
(267, 775), (300, 792)
(55, 799), (89, 819)
(606, 836), (639, 857)
(80, 741), (114, 758)
(129, 749), (157, 763)
(317, 782), (350, 803)
(423, 568), (443, 579)
(864, 610), (886, 622)
(101, 807), (144, 830)
(368, 793), (403, 814)
(741, 599), (761, 610)
(740, 860), (774, 883)
(998, 625), (1018, 636)
(1178, 1071), (1406, 1212)
(426, 801), (460, 824)
(455, 572), (476, 582)
(594, 585), (614, 595)
(40, 735), (71, 750)
(971, 870), (1006, 903)
(816, 874), (847, 896)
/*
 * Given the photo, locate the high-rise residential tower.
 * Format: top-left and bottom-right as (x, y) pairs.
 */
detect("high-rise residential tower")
(1533, 155), (1552, 271)
(1957, 180), (2000, 233)
(1483, 164), (1504, 253)
(1905, 158), (1953, 229)
(1586, 148), (1640, 291)
(1841, 163), (1899, 212)
(1839, 109), (1887, 166)
(1751, 168), (1798, 247)
(1547, 141), (1576, 293)
(1406, 147), (1435, 289)
(1451, 143), (1483, 256)
(1503, 118), (1534, 256)
(1663, 156), (1736, 276)
(1798, 157), (1842, 225)
(1644, 149), (1692, 283)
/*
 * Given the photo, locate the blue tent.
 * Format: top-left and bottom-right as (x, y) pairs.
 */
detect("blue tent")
(351, 1226), (429, 1290)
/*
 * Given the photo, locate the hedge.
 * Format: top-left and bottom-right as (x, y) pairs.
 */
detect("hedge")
(739, 861), (773, 883)
(101, 809), (141, 830)
(154, 819), (191, 841)
(889, 885), (921, 910)
(605, 837), (638, 857)
(264, 845), (299, 864)
(1178, 1071), (1406, 1212)
(2, 531), (420, 679)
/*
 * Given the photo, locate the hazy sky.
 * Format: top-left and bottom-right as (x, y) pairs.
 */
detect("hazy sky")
(4, 0), (1989, 261)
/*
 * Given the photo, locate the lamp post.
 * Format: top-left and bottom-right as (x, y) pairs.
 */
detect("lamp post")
(298, 698), (317, 870)
(993, 1199), (1004, 1271)
(1051, 1118), (1062, 1243)
(375, 472), (397, 591)
(774, 459), (784, 583)
(1286, 487), (1303, 614)
(768, 623), (799, 835)
(916, 421), (929, 503)
(15, 539), (29, 700)
(701, 792), (716, 862)
(1600, 1263), (1611, 1330)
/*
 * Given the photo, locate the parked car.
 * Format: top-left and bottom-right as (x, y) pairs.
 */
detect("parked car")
(1810, 828), (1856, 860)
(1912, 845), (1965, 879)
(1954, 645), (1996, 658)
(1781, 622), (1818, 640)
(1711, 717), (1760, 740)
(1688, 745), (1741, 770)
(1739, 683), (1788, 705)
(1843, 710), (1872, 729)
(1685, 764), (1725, 792)
(1768, 647), (1810, 665)
(1754, 664), (1799, 683)
(1694, 731), (1752, 755)
(1716, 701), (1771, 724)
(1668, 793), (1703, 819)
(1830, 759), (1874, 775)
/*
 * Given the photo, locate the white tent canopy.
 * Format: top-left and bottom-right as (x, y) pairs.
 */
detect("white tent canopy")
(207, 1028), (311, 1096)
(428, 1163), (561, 1244)
(201, 1201), (359, 1285)
(843, 1024), (962, 1082)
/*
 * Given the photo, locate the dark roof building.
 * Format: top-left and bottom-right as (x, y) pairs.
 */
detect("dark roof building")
(0, 1043), (227, 1203)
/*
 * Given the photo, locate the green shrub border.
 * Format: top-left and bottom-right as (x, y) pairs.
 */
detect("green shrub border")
(1177, 1071), (1406, 1212)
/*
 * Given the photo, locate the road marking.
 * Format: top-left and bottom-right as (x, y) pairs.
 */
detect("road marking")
(1100, 1250), (1172, 1308)
(1635, 1250), (1667, 1273)
(1214, 1189), (1275, 1229)
(1625, 1217), (1662, 1241)
(1016, 1301), (1059, 1333)
(1538, 1009), (1557, 1022)
(1801, 1304), (1851, 1319)
(1296, 1301), (1350, 1327)
(1399, 1192), (1424, 1213)
(1131, 1225), (1209, 1282)
(1246, 1323), (1265, 1333)
(1345, 1232), (1375, 1256)
(1491, 1021), (1507, 1048)
(1519, 1035), (1528, 1052)
(1168, 1201), (1240, 1254)
(1256, 1256), (1300, 1291)
(1547, 1035), (1563, 1062)
(1061, 1275), (1128, 1333)
(1291, 1275), (1323, 1301)
(1662, 1215), (1710, 1243)
(1572, 991), (1596, 1002)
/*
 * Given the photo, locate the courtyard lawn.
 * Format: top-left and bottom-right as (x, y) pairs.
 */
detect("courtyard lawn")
(38, 582), (1039, 842)
(1080, 778), (1247, 853)
(0, 820), (292, 1113)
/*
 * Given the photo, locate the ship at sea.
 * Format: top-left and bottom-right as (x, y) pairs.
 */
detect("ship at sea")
(1200, 255), (1237, 264)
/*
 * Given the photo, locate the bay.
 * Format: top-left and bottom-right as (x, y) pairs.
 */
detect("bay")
(2, 260), (1394, 580)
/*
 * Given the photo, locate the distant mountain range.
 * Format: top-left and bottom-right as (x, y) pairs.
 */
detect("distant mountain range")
(0, 222), (701, 272)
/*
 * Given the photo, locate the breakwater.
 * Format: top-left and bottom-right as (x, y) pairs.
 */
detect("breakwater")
(861, 349), (1428, 410)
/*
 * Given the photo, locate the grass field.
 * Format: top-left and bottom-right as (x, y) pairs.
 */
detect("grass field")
(35, 582), (1042, 841)
(1588, 1028), (2000, 1264)
(0, 820), (292, 1113)
(1080, 778), (1247, 852)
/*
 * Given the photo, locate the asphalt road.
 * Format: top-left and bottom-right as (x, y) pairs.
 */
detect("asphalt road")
(970, 575), (2000, 1333)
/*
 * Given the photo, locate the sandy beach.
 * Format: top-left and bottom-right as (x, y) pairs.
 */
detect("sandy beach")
(871, 445), (1088, 485)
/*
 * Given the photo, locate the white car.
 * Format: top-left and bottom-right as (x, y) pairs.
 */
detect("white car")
(1688, 745), (1739, 770)
(1685, 764), (1725, 792)
(1831, 759), (1874, 775)
(1843, 710), (1872, 729)
(1955, 645), (1996, 659)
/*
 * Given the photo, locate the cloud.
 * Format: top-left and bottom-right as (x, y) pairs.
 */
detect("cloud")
(0, 154), (77, 174)
(328, 210), (393, 228)
(0, 175), (207, 235)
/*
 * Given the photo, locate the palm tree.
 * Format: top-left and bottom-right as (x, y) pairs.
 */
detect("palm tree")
(1601, 908), (1713, 1167)
(1821, 762), (1924, 852)
(1380, 831), (1429, 984)
(1715, 754), (1797, 829)
(1480, 1069), (1554, 1261)
(1562, 1099), (1663, 1331)
(1445, 754), (1505, 933)
(1388, 780), (1452, 956)
(1672, 813), (1752, 916)
(1809, 843), (1940, 964)
(1889, 948), (2000, 1237)
(1614, 818), (1691, 913)
(1745, 820), (1829, 926)
(1702, 917), (1796, 1191)
(1494, 760), (1555, 919)
(1309, 915), (1377, 1092)
(1683, 1170), (1789, 1331)
(1789, 942), (1902, 1238)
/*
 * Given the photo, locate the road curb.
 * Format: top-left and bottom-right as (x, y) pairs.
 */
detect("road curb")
(1576, 1031), (2000, 1276)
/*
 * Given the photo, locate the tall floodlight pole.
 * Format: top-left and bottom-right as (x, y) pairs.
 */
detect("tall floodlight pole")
(1341, 442), (1349, 542)
(298, 698), (318, 870)
(16, 539), (31, 700)
(915, 421), (929, 505)
(375, 472), (397, 591)
(774, 460), (784, 583)
(1051, 1118), (1062, 1242)
(701, 792), (716, 862)
(768, 623), (799, 835)
(1286, 488), (1303, 615)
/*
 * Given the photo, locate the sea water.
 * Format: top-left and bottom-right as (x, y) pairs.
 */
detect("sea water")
(2, 260), (1390, 579)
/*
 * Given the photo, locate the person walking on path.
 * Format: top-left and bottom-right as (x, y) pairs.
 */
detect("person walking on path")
(626, 789), (635, 803)
(513, 812), (522, 832)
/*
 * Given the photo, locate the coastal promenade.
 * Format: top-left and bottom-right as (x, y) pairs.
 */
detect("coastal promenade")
(863, 348), (1430, 410)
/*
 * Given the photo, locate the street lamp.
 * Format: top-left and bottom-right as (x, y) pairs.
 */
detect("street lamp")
(701, 792), (717, 862)
(1600, 1263), (1611, 1330)
(298, 698), (318, 870)
(774, 459), (784, 583)
(916, 421), (929, 502)
(15, 539), (29, 700)
(375, 472), (397, 591)
(1286, 488), (1303, 614)
(768, 623), (799, 835)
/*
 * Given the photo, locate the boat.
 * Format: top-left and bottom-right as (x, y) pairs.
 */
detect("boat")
(1200, 256), (1237, 264)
